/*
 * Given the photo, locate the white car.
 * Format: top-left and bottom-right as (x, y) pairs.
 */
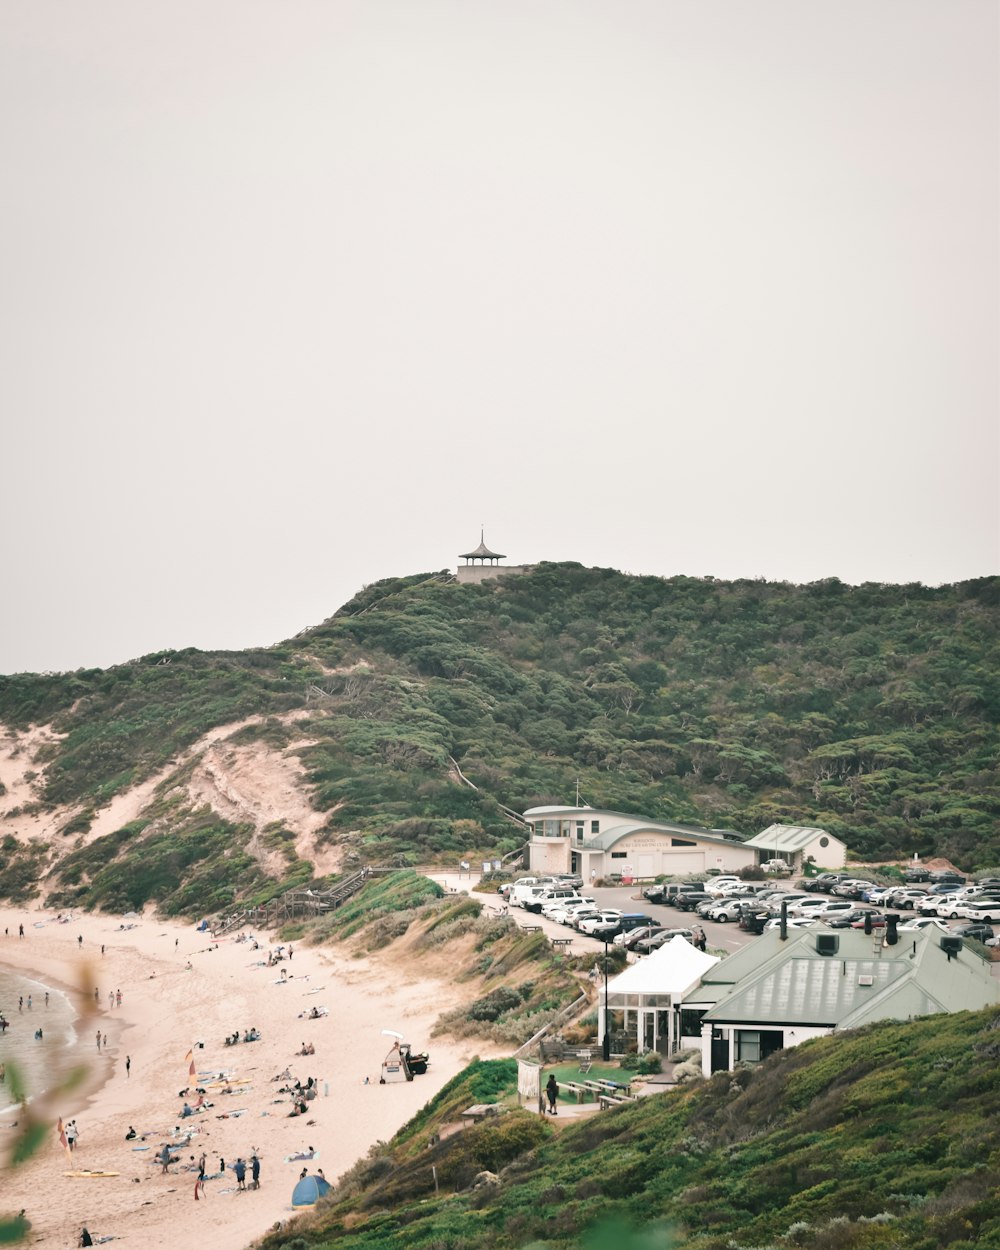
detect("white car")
(578, 910), (623, 935)
(935, 894), (974, 920)
(704, 877), (743, 896)
(763, 916), (816, 930)
(916, 893), (955, 915)
(956, 900), (1000, 924)
(546, 899), (597, 925)
(896, 917), (951, 934)
(788, 897), (839, 916)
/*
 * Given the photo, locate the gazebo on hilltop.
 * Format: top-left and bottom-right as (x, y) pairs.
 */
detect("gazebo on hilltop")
(459, 530), (506, 568)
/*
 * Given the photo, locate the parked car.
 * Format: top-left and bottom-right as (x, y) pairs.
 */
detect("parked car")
(850, 913), (891, 929)
(577, 910), (623, 934)
(952, 923), (996, 943)
(916, 893), (956, 915)
(583, 912), (654, 941)
(896, 917), (952, 934)
(832, 879), (878, 899)
(763, 916), (816, 931)
(764, 893), (812, 913)
(705, 900), (744, 923)
(928, 870), (966, 884)
(614, 924), (669, 950)
(903, 867), (932, 883)
(881, 888), (930, 910)
(633, 927), (694, 954)
(675, 892), (714, 911)
(788, 898), (855, 919)
(704, 876), (743, 896)
(956, 900), (1000, 924)
(827, 909), (877, 929)
(804, 873), (852, 894)
(524, 888), (583, 914)
(545, 898), (596, 924)
(761, 859), (791, 874)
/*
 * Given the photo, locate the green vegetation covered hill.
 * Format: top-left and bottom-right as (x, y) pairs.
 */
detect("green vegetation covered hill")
(1, 565), (998, 910)
(257, 1007), (1000, 1250)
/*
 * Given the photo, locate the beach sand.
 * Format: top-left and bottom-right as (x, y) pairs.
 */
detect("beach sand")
(0, 902), (493, 1250)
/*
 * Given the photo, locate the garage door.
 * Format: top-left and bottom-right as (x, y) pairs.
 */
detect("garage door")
(635, 854), (656, 878)
(661, 852), (705, 875)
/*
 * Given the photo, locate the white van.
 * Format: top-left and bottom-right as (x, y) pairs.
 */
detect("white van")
(510, 884), (551, 909)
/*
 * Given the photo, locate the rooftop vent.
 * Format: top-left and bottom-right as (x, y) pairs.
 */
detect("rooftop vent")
(815, 934), (839, 956)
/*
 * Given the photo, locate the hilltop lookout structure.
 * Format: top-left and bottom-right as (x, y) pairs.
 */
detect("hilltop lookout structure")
(455, 531), (533, 584)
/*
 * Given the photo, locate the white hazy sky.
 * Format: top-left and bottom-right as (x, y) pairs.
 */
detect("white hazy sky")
(2, 1), (997, 674)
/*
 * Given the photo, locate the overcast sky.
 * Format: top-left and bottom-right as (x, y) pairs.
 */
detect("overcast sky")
(2, 1), (997, 674)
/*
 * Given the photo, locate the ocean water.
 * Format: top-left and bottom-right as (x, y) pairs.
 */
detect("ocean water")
(0, 966), (77, 1114)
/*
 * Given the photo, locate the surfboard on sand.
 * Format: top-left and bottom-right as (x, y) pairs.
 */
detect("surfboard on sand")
(64, 1169), (120, 1177)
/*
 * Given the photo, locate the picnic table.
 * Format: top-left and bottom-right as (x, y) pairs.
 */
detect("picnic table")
(520, 925), (541, 933)
(550, 937), (573, 948)
(462, 1104), (500, 1124)
(560, 1080), (594, 1103)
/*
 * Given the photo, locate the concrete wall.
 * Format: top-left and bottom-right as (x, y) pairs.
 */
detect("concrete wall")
(454, 564), (533, 584)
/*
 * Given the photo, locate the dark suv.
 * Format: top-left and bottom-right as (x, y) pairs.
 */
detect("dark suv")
(953, 922), (995, 944)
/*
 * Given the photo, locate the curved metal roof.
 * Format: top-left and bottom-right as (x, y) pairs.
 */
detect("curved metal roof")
(460, 529), (505, 560)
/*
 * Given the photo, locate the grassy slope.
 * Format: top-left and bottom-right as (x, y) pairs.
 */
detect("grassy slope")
(256, 1006), (1000, 1250)
(1, 565), (999, 917)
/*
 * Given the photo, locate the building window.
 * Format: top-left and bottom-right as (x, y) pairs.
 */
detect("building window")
(591, 820), (600, 834)
(671, 838), (696, 847)
(736, 1031), (761, 1063)
(819, 836), (830, 848)
(611, 851), (627, 859)
(679, 1008), (706, 1037)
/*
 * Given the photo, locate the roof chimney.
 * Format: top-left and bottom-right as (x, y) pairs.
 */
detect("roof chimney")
(885, 914), (899, 946)
(864, 912), (872, 936)
(780, 899), (788, 941)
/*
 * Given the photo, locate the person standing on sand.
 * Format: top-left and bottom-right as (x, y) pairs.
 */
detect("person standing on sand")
(195, 1151), (207, 1199)
(251, 1154), (260, 1189)
(546, 1074), (559, 1115)
(234, 1158), (246, 1191)
(126, 1055), (131, 1078)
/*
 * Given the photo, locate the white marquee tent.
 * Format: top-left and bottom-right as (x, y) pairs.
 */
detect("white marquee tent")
(600, 937), (720, 1056)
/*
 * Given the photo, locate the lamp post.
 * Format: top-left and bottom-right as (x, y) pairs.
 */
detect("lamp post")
(602, 937), (611, 1061)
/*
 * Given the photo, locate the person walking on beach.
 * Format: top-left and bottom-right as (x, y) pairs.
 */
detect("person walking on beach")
(546, 1074), (559, 1115)
(95, 1030), (101, 1051)
(195, 1151), (207, 1200)
(78, 935), (83, 948)
(116, 989), (122, 1007)
(19, 924), (24, 938)
(126, 1055), (131, 1079)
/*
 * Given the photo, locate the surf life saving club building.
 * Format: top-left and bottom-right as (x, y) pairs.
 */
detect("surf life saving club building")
(522, 806), (847, 879)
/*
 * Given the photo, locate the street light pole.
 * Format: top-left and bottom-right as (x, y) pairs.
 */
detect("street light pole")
(602, 937), (611, 1061)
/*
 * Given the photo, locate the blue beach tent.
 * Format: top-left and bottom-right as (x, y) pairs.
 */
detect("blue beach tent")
(291, 1174), (331, 1207)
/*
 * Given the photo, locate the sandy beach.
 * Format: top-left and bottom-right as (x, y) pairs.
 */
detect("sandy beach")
(0, 901), (492, 1250)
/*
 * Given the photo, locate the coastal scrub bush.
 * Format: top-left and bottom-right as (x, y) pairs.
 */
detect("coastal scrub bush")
(468, 986), (522, 1021)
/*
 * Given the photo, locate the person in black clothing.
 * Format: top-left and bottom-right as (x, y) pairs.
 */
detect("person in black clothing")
(545, 1074), (559, 1115)
(79, 1231), (93, 1248)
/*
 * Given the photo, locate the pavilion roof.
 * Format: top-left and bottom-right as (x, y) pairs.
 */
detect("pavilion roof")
(460, 530), (505, 560)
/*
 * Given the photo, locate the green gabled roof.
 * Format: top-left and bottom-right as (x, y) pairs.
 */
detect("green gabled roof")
(743, 823), (842, 851)
(702, 929), (999, 1029)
